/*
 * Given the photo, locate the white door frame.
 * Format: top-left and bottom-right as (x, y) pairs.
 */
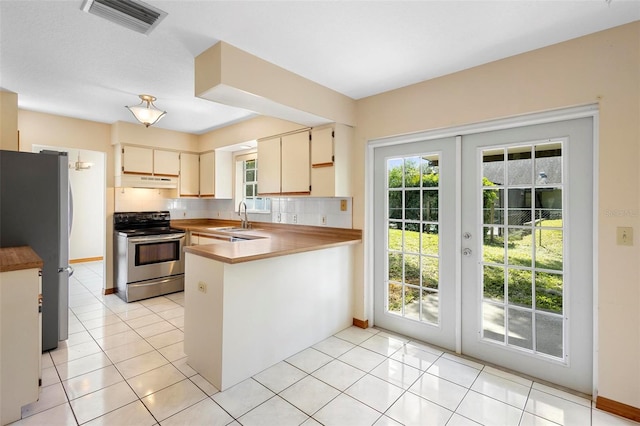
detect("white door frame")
(364, 104), (599, 396)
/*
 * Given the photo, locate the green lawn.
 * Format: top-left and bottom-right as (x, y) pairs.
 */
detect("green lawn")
(387, 220), (563, 314)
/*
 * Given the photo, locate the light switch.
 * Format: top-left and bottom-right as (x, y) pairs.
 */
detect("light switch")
(616, 227), (633, 246)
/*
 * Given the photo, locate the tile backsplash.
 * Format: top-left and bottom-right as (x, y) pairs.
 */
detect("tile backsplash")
(114, 188), (353, 229)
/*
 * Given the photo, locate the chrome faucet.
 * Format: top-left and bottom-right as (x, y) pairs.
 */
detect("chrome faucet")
(238, 201), (250, 229)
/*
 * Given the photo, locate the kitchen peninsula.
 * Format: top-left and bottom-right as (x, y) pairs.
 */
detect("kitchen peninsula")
(175, 221), (361, 391)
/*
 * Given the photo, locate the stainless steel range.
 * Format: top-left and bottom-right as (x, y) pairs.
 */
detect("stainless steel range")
(114, 211), (185, 302)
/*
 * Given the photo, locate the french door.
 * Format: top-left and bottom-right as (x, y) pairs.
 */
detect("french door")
(373, 116), (594, 393)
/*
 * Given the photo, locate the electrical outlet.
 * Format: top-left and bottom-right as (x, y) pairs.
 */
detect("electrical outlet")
(293, 214), (297, 224)
(321, 215), (327, 225)
(198, 281), (207, 293)
(617, 227), (634, 246)
(340, 200), (347, 211)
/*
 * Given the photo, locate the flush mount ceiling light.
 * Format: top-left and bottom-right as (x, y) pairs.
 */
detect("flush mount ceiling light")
(125, 94), (167, 127)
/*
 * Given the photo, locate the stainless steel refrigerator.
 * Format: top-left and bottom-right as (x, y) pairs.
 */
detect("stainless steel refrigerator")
(0, 150), (71, 351)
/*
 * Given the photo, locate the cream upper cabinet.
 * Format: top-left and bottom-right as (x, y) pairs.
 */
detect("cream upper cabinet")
(200, 151), (232, 199)
(281, 131), (310, 194)
(258, 131), (310, 196)
(257, 136), (282, 195)
(199, 151), (215, 197)
(180, 152), (200, 197)
(122, 145), (153, 174)
(153, 149), (180, 177)
(311, 127), (334, 166)
(311, 124), (352, 197)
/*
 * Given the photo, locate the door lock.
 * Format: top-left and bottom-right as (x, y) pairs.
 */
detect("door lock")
(463, 248), (472, 256)
(463, 232), (472, 240)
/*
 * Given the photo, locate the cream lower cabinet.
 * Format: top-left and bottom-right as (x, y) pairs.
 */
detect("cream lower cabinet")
(1, 267), (41, 425)
(257, 131), (310, 196)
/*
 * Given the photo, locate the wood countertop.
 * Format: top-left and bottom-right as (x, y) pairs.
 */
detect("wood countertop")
(172, 219), (362, 264)
(0, 246), (44, 272)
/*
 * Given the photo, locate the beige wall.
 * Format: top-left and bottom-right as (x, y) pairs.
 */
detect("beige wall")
(198, 115), (306, 152)
(0, 90), (19, 150)
(111, 120), (199, 152)
(353, 22), (640, 407)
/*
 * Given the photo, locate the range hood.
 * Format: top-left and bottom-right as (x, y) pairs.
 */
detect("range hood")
(115, 174), (177, 189)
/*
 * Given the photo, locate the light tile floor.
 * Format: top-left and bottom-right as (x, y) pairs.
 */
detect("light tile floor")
(12, 261), (639, 426)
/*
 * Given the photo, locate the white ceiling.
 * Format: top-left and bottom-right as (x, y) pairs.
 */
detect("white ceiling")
(1, 1), (638, 135)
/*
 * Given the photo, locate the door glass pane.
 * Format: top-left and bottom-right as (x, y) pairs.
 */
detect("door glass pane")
(535, 229), (563, 270)
(508, 268), (532, 308)
(422, 189), (438, 222)
(385, 154), (440, 325)
(404, 285), (421, 321)
(483, 188), (504, 225)
(535, 188), (562, 222)
(507, 146), (533, 185)
(404, 254), (420, 285)
(421, 224), (439, 256)
(536, 313), (563, 358)
(389, 191), (402, 220)
(535, 143), (562, 185)
(507, 188), (532, 225)
(404, 157), (421, 188)
(483, 302), (505, 343)
(388, 223), (402, 251)
(483, 148), (504, 185)
(535, 272), (563, 314)
(483, 265), (504, 301)
(421, 256), (438, 289)
(388, 253), (402, 282)
(483, 226), (505, 263)
(480, 142), (565, 359)
(508, 308), (533, 350)
(405, 190), (420, 220)
(421, 290), (438, 323)
(388, 283), (402, 314)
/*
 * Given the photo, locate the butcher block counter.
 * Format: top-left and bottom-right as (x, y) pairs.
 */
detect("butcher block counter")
(172, 219), (362, 264)
(0, 246), (43, 272)
(175, 219), (362, 391)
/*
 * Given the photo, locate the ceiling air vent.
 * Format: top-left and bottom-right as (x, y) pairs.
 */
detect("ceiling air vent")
(81, 0), (167, 35)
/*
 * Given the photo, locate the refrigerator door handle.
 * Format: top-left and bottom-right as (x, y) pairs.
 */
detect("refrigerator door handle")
(58, 266), (74, 277)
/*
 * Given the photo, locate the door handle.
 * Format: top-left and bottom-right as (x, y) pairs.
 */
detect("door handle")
(463, 232), (472, 240)
(463, 248), (472, 257)
(58, 266), (74, 277)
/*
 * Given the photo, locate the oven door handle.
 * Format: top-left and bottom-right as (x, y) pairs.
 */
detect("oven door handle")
(127, 234), (185, 243)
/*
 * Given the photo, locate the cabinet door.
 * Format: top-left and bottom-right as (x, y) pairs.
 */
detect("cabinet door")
(154, 150), (180, 176)
(122, 146), (153, 175)
(311, 127), (334, 166)
(257, 137), (281, 195)
(199, 152), (215, 197)
(281, 131), (310, 194)
(180, 153), (200, 197)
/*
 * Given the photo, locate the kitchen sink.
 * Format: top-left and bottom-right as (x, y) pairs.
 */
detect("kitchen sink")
(206, 227), (258, 232)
